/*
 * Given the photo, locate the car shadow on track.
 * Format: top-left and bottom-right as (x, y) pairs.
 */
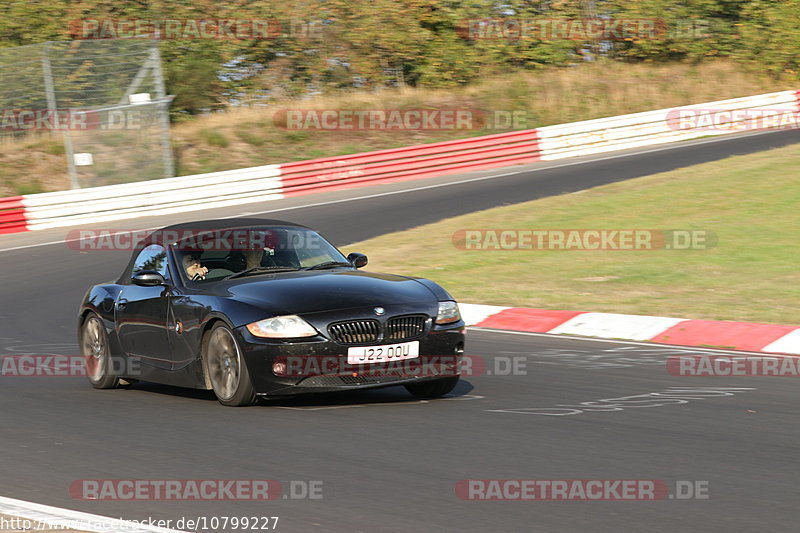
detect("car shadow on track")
(261, 380), (476, 409)
(120, 379), (475, 408)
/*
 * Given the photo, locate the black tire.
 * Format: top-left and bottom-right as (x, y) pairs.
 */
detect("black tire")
(202, 322), (257, 406)
(404, 376), (459, 399)
(80, 312), (120, 390)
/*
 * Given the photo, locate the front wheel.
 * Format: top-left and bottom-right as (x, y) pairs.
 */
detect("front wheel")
(404, 376), (459, 399)
(202, 323), (257, 406)
(81, 312), (119, 389)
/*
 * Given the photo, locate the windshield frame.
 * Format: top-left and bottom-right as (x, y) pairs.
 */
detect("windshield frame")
(171, 225), (350, 287)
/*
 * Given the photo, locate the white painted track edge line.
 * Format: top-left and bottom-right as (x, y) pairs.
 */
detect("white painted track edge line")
(0, 495), (188, 533)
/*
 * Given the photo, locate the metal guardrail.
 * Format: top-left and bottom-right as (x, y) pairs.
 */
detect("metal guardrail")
(278, 129), (541, 196)
(536, 90), (799, 160)
(0, 197), (26, 235)
(20, 165), (281, 231)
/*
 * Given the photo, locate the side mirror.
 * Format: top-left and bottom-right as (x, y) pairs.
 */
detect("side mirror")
(131, 270), (167, 287)
(347, 253), (368, 269)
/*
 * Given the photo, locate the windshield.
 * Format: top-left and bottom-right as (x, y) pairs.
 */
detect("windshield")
(173, 226), (349, 284)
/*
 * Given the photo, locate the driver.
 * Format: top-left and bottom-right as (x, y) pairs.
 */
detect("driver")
(182, 253), (208, 280)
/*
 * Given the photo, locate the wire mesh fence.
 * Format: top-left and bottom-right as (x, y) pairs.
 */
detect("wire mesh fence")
(0, 39), (174, 189)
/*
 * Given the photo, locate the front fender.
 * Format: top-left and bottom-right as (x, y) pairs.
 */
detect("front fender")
(411, 278), (456, 302)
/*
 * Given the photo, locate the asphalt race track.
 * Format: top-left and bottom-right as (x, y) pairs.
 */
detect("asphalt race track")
(1, 129), (799, 532)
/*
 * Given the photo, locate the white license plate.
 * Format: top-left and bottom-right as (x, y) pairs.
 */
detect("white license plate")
(347, 341), (420, 364)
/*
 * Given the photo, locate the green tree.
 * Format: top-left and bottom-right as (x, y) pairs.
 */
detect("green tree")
(737, 0), (800, 77)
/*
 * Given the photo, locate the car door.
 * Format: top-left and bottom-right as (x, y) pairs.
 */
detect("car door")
(115, 244), (172, 370)
(166, 293), (209, 372)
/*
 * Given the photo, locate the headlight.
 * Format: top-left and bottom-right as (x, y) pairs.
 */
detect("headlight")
(436, 301), (461, 324)
(246, 315), (318, 338)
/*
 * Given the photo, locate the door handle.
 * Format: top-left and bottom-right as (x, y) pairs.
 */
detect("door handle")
(117, 298), (128, 310)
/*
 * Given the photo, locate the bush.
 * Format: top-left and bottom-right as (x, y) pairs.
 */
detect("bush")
(200, 129), (230, 148)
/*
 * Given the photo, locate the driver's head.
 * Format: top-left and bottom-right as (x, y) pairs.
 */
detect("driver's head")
(182, 253), (202, 274)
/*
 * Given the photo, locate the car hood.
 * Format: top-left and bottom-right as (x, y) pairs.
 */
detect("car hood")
(215, 269), (438, 316)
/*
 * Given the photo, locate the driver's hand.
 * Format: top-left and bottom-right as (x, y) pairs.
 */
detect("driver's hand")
(186, 262), (208, 279)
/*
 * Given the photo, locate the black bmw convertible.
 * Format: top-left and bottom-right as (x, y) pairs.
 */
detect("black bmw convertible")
(78, 218), (465, 406)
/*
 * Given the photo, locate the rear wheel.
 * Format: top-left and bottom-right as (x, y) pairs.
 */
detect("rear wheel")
(203, 323), (257, 406)
(404, 376), (459, 399)
(81, 313), (119, 389)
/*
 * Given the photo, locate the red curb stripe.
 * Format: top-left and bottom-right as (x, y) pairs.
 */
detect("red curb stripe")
(277, 129), (541, 197)
(0, 223), (28, 235)
(0, 208), (26, 224)
(0, 196), (24, 210)
(651, 320), (797, 352)
(477, 308), (584, 332)
(0, 195), (28, 234)
(279, 129), (540, 172)
(280, 142), (541, 186)
(282, 153), (541, 197)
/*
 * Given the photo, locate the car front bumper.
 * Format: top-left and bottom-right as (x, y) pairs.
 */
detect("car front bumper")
(235, 322), (465, 397)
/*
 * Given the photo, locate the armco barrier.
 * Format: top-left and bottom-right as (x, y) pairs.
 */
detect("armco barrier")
(21, 165), (282, 231)
(278, 129), (541, 196)
(536, 90), (800, 160)
(0, 89), (797, 235)
(0, 196), (26, 235)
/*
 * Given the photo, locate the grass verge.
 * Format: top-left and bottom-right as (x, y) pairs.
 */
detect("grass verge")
(342, 143), (800, 325)
(1, 60), (796, 195)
